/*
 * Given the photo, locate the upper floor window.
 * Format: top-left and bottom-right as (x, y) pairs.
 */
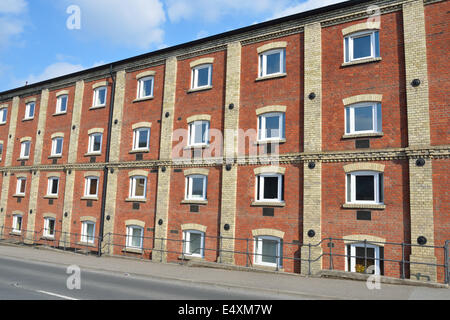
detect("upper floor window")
(255, 173), (284, 203)
(129, 176), (147, 199)
(259, 49), (286, 77)
(51, 137), (64, 157)
(25, 102), (35, 120)
(132, 127), (150, 151)
(88, 133), (102, 154)
(346, 171), (383, 205)
(47, 177), (59, 196)
(20, 141), (31, 159)
(84, 176), (99, 197)
(258, 112), (285, 141)
(56, 95), (68, 114)
(345, 103), (382, 135)
(16, 177), (26, 195)
(0, 143), (3, 161)
(43, 217), (56, 238)
(188, 120), (209, 147)
(254, 235), (282, 268)
(344, 30), (380, 63)
(93, 86), (107, 107)
(185, 175), (207, 201)
(137, 76), (154, 99)
(0, 108), (7, 124)
(191, 64), (212, 89)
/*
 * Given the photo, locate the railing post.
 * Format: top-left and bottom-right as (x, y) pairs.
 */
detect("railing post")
(308, 243), (311, 276)
(218, 236), (222, 264)
(160, 238), (163, 263)
(246, 238), (249, 267)
(445, 240), (449, 285)
(401, 242), (405, 279)
(364, 239), (367, 274)
(275, 243), (279, 272)
(329, 238), (333, 270)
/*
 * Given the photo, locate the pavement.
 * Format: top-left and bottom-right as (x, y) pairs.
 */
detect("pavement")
(0, 243), (449, 300)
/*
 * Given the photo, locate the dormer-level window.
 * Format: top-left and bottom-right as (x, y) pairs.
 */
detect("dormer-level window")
(259, 49), (286, 77)
(137, 76), (154, 99)
(191, 64), (212, 89)
(344, 30), (380, 63)
(25, 102), (35, 120)
(93, 86), (107, 107)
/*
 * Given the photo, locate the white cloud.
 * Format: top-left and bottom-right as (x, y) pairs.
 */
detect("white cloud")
(166, 0), (280, 23)
(0, 0), (27, 49)
(13, 62), (85, 87)
(271, 0), (347, 19)
(67, 0), (166, 49)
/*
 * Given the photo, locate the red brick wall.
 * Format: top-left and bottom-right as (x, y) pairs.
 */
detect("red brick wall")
(0, 100), (12, 165)
(120, 65), (165, 162)
(425, 1), (450, 146)
(4, 172), (32, 236)
(321, 160), (410, 278)
(321, 12), (408, 151)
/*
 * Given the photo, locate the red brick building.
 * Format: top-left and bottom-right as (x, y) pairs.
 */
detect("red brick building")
(0, 0), (448, 283)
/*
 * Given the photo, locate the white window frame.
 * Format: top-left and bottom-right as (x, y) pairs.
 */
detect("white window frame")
(43, 217), (56, 238)
(259, 48), (286, 77)
(129, 176), (147, 199)
(126, 226), (144, 249)
(51, 137), (64, 156)
(182, 230), (205, 258)
(84, 176), (99, 197)
(16, 177), (26, 195)
(25, 102), (35, 120)
(20, 141), (31, 159)
(188, 120), (210, 147)
(12, 215), (22, 233)
(56, 95), (68, 114)
(344, 30), (379, 62)
(254, 235), (282, 268)
(346, 243), (381, 275)
(47, 177), (59, 196)
(0, 143), (3, 161)
(0, 108), (7, 124)
(345, 102), (381, 134)
(132, 127), (150, 151)
(81, 221), (96, 244)
(346, 171), (383, 205)
(257, 112), (285, 141)
(92, 86), (107, 107)
(88, 133), (103, 154)
(191, 64), (212, 89)
(255, 173), (283, 202)
(185, 175), (207, 201)
(137, 76), (154, 99)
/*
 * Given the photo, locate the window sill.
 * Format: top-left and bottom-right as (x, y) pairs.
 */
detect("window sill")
(41, 236), (55, 241)
(251, 201), (285, 207)
(122, 247), (143, 254)
(77, 241), (96, 247)
(0, 122), (6, 126)
(342, 203), (386, 210)
(81, 196), (99, 201)
(183, 144), (209, 150)
(255, 73), (287, 82)
(48, 155), (63, 159)
(52, 112), (67, 117)
(133, 96), (154, 103)
(90, 105), (106, 110)
(253, 264), (284, 272)
(12, 194), (25, 198)
(84, 152), (101, 157)
(342, 132), (384, 139)
(129, 149), (149, 154)
(181, 199), (208, 205)
(43, 195), (58, 199)
(178, 254), (204, 261)
(22, 118), (34, 122)
(125, 198), (147, 203)
(10, 231), (22, 236)
(187, 86), (212, 94)
(341, 57), (382, 67)
(254, 139), (286, 145)
(17, 157), (29, 161)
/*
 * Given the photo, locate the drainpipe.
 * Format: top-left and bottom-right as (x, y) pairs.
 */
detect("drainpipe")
(97, 64), (116, 256)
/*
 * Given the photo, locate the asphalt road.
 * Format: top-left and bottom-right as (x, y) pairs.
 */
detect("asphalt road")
(0, 256), (307, 300)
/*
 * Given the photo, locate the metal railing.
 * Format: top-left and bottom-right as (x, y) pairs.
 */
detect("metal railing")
(1, 225), (448, 284)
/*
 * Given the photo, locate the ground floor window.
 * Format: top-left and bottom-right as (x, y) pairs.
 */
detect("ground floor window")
(81, 221), (95, 244)
(182, 230), (205, 257)
(126, 226), (143, 249)
(346, 243), (384, 275)
(43, 218), (56, 238)
(254, 236), (282, 268)
(12, 215), (22, 233)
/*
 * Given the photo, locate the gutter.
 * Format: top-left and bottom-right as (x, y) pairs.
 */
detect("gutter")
(97, 64), (116, 256)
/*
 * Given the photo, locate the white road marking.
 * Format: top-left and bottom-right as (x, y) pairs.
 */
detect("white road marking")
(36, 290), (79, 300)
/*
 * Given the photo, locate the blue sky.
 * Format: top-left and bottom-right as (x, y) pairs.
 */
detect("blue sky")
(0, 0), (346, 92)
